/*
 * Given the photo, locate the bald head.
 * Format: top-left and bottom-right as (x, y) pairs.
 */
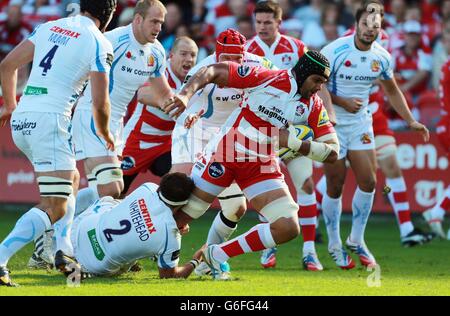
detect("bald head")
(170, 37), (198, 81)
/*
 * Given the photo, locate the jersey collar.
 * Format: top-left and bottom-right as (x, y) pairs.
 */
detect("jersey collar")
(166, 61), (182, 89)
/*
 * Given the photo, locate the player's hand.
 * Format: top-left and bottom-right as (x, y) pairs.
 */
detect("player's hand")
(184, 109), (205, 129)
(98, 130), (115, 151)
(179, 223), (190, 235)
(192, 244), (208, 262)
(409, 121), (430, 142)
(343, 98), (363, 114)
(162, 94), (189, 119)
(0, 106), (15, 127)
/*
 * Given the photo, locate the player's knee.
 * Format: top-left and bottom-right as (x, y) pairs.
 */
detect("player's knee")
(359, 177), (376, 192)
(37, 176), (73, 219)
(270, 217), (300, 244)
(260, 195), (298, 224)
(375, 135), (397, 161)
(93, 163), (123, 197)
(219, 195), (246, 222)
(326, 176), (344, 197)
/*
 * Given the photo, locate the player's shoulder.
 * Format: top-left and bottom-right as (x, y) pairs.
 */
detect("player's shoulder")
(104, 25), (131, 46)
(243, 52), (274, 68)
(141, 182), (159, 193)
(281, 34), (305, 47)
(150, 39), (166, 58)
(371, 41), (392, 63)
(187, 54), (216, 76)
(322, 35), (353, 55)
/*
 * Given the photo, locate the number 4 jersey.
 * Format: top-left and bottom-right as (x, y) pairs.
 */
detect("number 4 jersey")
(15, 16), (113, 117)
(72, 183), (181, 276)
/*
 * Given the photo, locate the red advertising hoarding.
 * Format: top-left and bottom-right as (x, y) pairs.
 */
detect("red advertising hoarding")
(1, 125), (448, 213)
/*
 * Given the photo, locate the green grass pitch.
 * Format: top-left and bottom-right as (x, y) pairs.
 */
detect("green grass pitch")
(0, 208), (449, 296)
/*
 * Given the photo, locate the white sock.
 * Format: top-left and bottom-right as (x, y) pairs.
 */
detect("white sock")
(75, 186), (99, 216)
(386, 177), (414, 237)
(322, 193), (343, 249)
(54, 194), (75, 256)
(206, 211), (237, 245)
(350, 187), (375, 244)
(432, 185), (450, 219)
(0, 208), (51, 267)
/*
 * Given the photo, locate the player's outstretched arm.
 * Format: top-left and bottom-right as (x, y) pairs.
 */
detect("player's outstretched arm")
(380, 77), (430, 142)
(137, 75), (174, 109)
(158, 245), (206, 279)
(90, 71), (115, 151)
(161, 62), (230, 119)
(0, 40), (34, 127)
(279, 127), (339, 163)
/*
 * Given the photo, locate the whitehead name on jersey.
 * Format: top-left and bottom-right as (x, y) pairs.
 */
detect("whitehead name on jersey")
(76, 24), (166, 122)
(16, 16), (113, 117)
(78, 183), (180, 275)
(321, 35), (394, 125)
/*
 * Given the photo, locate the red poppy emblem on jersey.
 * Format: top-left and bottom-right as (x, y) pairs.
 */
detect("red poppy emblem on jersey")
(126, 51), (133, 59)
(345, 60), (352, 67)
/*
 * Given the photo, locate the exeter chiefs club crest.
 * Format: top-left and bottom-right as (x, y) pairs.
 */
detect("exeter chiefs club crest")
(360, 133), (372, 144)
(371, 60), (380, 72)
(148, 55), (155, 67)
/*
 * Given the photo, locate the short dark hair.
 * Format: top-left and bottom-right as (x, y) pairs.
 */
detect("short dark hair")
(159, 173), (195, 206)
(356, 0), (385, 23)
(254, 0), (282, 20)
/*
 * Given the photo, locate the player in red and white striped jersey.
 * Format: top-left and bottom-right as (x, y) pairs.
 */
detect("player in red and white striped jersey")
(423, 28), (450, 239)
(162, 50), (339, 280)
(120, 37), (198, 195)
(244, 0), (324, 271)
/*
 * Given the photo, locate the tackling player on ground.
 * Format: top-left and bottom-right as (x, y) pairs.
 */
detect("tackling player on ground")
(319, 2), (429, 269)
(71, 173), (205, 279)
(0, 0), (117, 286)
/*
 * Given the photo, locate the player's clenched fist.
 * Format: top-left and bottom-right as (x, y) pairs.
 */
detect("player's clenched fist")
(163, 94), (189, 119)
(409, 121), (430, 142)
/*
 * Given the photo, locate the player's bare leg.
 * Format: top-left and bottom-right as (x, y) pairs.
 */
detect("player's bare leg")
(322, 158), (355, 269)
(346, 149), (377, 268)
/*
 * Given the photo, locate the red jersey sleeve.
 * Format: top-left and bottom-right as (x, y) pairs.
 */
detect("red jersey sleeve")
(307, 95), (335, 139)
(441, 60), (450, 117)
(225, 62), (286, 90)
(293, 38), (307, 59)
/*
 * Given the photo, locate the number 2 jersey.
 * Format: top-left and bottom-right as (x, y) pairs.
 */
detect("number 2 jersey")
(15, 16), (113, 117)
(73, 183), (181, 275)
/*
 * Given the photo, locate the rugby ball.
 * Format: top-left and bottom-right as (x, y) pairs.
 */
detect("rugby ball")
(277, 124), (314, 161)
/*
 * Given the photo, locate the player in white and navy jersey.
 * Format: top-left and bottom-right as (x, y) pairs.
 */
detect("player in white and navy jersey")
(71, 173), (204, 278)
(119, 37), (198, 196)
(319, 4), (429, 270)
(72, 0), (172, 215)
(245, 0), (326, 271)
(0, 0), (117, 287)
(163, 50), (339, 280)
(167, 29), (275, 276)
(315, 0), (432, 248)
